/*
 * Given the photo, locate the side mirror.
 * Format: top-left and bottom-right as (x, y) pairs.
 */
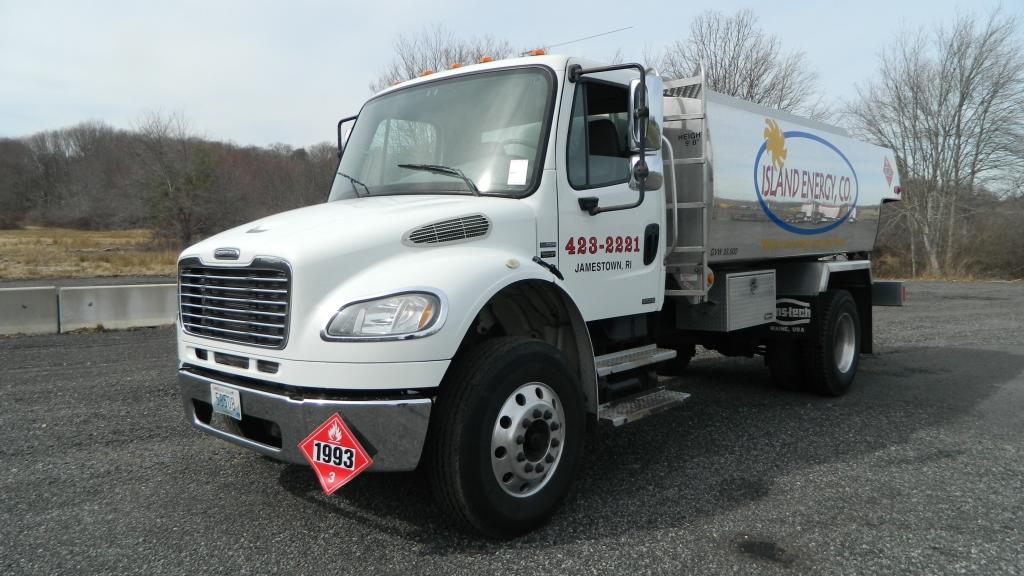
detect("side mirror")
(628, 73), (663, 153)
(337, 115), (357, 158)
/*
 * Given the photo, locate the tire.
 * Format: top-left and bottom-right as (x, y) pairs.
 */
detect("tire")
(806, 289), (861, 397)
(427, 337), (585, 538)
(657, 342), (696, 376)
(767, 340), (806, 392)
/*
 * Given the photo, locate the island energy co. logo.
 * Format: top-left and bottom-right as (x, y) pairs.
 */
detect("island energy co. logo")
(753, 119), (859, 235)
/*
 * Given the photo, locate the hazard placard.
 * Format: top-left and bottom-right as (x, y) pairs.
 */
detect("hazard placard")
(298, 413), (373, 495)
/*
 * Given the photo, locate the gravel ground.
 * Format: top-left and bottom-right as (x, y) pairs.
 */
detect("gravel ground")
(1, 280), (1022, 575)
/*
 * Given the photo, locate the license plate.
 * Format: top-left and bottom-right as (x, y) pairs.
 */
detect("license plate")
(210, 383), (241, 420)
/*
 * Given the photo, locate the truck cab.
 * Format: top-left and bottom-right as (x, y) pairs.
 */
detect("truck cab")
(177, 54), (901, 537)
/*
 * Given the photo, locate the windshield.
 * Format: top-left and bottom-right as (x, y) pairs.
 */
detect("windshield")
(329, 67), (554, 200)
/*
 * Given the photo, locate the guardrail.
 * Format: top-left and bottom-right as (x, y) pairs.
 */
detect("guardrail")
(0, 284), (176, 336)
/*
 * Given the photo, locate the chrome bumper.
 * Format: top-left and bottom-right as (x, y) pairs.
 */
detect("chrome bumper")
(179, 369), (432, 471)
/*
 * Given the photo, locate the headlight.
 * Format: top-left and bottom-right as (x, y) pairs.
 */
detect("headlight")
(323, 291), (444, 340)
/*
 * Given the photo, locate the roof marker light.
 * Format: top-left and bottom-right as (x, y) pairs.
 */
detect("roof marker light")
(526, 49), (545, 56)
(420, 69), (434, 76)
(479, 56), (493, 63)
(450, 63), (463, 69)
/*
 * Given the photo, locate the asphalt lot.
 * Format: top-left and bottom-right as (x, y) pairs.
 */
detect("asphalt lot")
(2, 280), (1023, 575)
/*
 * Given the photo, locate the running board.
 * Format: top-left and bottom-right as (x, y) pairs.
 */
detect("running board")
(598, 386), (691, 427)
(594, 345), (676, 377)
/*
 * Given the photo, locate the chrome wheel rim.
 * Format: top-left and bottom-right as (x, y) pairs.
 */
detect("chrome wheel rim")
(490, 382), (565, 498)
(834, 312), (856, 373)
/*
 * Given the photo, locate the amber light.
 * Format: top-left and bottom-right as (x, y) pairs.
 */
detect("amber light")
(418, 302), (435, 330)
(420, 69), (434, 76)
(526, 49), (545, 56)
(478, 56), (493, 63)
(450, 63), (463, 69)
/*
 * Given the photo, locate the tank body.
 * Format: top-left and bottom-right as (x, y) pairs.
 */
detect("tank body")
(664, 90), (901, 265)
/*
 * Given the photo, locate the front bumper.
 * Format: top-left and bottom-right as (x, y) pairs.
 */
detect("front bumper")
(179, 368), (432, 471)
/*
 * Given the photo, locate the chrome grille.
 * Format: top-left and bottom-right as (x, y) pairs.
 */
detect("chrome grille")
(178, 258), (290, 348)
(406, 214), (490, 245)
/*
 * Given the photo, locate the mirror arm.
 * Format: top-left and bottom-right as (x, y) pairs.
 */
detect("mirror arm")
(337, 114), (358, 158)
(570, 63), (650, 216)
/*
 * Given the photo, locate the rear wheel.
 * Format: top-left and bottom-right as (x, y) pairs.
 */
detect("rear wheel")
(808, 289), (861, 396)
(427, 337), (585, 538)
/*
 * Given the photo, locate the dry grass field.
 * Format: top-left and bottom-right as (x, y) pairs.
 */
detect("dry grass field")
(0, 228), (177, 279)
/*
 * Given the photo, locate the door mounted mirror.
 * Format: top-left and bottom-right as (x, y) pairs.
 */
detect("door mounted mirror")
(628, 74), (663, 153)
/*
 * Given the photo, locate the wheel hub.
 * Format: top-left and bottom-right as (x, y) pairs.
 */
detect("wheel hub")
(834, 312), (856, 373)
(490, 382), (565, 498)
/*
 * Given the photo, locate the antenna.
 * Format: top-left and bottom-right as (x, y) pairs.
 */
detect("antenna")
(541, 26), (633, 51)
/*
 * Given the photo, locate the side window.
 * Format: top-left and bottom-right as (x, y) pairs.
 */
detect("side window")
(567, 81), (631, 189)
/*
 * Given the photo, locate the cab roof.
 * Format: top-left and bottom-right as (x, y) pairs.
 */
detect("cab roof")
(374, 54), (575, 96)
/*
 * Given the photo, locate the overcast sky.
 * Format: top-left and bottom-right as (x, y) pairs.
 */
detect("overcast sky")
(0, 0), (1015, 147)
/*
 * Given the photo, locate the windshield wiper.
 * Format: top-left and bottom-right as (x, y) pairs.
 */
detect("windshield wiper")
(337, 171), (371, 196)
(398, 163), (480, 196)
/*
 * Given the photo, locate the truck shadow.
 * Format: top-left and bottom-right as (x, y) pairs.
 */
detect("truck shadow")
(276, 346), (1024, 553)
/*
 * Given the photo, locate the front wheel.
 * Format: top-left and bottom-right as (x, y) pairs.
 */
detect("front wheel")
(427, 337), (585, 538)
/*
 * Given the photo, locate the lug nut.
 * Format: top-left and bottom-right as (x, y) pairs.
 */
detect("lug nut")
(533, 409), (542, 418)
(525, 463), (534, 473)
(550, 422), (560, 431)
(551, 439), (560, 448)
(516, 435), (524, 444)
(536, 464), (544, 473)
(545, 454), (554, 463)
(523, 420), (530, 428)
(544, 410), (552, 420)
(517, 452), (526, 462)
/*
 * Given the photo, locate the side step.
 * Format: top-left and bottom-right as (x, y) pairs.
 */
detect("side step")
(598, 386), (691, 427)
(594, 344), (676, 377)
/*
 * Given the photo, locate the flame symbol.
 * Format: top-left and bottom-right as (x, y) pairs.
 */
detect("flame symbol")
(763, 119), (787, 171)
(327, 423), (343, 443)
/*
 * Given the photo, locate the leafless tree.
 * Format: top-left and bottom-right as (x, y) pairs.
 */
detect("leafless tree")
(654, 10), (828, 119)
(132, 112), (219, 247)
(847, 9), (1024, 276)
(370, 25), (517, 92)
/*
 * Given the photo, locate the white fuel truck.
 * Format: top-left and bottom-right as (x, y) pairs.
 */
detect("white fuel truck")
(176, 54), (904, 537)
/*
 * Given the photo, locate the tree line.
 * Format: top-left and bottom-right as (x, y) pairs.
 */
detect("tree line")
(0, 113), (336, 247)
(1, 9), (1021, 278)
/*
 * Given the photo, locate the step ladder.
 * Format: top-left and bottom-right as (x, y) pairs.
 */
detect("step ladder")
(594, 344), (676, 377)
(662, 70), (710, 298)
(599, 386), (691, 427)
(593, 345), (689, 426)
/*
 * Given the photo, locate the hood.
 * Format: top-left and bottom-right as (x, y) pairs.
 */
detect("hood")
(182, 194), (536, 268)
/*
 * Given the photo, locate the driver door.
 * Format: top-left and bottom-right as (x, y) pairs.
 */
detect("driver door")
(554, 61), (665, 321)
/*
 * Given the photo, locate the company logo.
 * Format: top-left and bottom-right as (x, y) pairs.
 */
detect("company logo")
(213, 247), (240, 260)
(753, 119), (859, 235)
(775, 298), (812, 326)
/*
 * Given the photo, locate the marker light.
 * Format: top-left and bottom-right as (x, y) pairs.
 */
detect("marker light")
(479, 56), (493, 63)
(450, 63), (463, 69)
(420, 69), (434, 76)
(323, 292), (445, 340)
(526, 49), (545, 56)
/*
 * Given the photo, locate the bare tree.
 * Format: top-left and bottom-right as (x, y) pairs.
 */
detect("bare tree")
(654, 10), (828, 118)
(846, 9), (1024, 276)
(370, 25), (516, 92)
(132, 112), (218, 247)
